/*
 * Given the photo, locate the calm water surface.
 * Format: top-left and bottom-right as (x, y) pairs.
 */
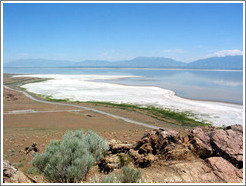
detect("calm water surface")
(4, 67), (243, 104)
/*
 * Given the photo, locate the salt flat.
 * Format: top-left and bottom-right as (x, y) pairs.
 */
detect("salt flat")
(14, 74), (243, 127)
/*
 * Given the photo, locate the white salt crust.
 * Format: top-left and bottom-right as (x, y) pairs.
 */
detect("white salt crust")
(14, 74), (243, 127)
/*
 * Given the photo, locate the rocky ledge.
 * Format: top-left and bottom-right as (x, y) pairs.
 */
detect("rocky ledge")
(3, 160), (32, 183)
(99, 124), (243, 183)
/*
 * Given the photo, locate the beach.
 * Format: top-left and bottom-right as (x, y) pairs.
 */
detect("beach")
(14, 74), (243, 127)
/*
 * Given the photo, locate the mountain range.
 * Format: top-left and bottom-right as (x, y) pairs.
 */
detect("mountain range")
(4, 55), (243, 70)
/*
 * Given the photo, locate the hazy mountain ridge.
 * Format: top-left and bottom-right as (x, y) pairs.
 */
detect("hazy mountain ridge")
(4, 55), (243, 70)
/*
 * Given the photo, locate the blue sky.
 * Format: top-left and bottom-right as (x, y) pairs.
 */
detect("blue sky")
(3, 3), (244, 63)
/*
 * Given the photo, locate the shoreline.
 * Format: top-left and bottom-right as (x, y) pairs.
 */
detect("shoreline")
(11, 74), (243, 127)
(4, 72), (242, 105)
(95, 80), (243, 106)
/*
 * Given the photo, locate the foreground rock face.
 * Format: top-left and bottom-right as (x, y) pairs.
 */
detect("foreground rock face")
(3, 160), (32, 183)
(129, 128), (196, 167)
(191, 124), (243, 168)
(206, 157), (243, 183)
(100, 124), (243, 183)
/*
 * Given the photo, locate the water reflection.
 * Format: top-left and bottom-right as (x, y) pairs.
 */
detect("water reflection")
(3, 67), (243, 104)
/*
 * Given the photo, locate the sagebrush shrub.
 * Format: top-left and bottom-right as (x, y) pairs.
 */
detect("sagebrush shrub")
(101, 173), (121, 183)
(120, 166), (143, 183)
(91, 166), (143, 183)
(32, 130), (108, 183)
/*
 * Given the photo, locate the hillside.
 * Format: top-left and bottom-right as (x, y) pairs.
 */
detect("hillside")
(187, 56), (243, 70)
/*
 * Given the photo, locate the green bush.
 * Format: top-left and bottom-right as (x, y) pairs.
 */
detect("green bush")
(120, 166), (143, 183)
(91, 167), (142, 183)
(32, 130), (108, 183)
(119, 153), (132, 167)
(101, 173), (120, 183)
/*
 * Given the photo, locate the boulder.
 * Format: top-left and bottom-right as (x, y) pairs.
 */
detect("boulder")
(189, 124), (243, 168)
(162, 143), (196, 161)
(226, 124), (243, 133)
(108, 139), (134, 154)
(129, 149), (158, 168)
(98, 154), (121, 173)
(210, 126), (243, 168)
(135, 128), (181, 156)
(3, 160), (32, 183)
(24, 142), (39, 154)
(189, 127), (214, 158)
(206, 157), (243, 183)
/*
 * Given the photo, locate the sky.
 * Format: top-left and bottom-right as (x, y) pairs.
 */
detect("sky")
(3, 2), (244, 63)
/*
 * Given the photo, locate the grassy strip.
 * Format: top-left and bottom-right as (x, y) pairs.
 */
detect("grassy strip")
(28, 94), (211, 127)
(86, 101), (211, 127)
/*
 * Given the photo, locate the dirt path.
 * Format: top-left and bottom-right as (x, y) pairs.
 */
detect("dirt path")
(4, 109), (86, 115)
(4, 85), (160, 129)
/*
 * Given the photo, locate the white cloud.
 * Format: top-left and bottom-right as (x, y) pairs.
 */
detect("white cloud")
(162, 49), (184, 54)
(208, 49), (243, 57)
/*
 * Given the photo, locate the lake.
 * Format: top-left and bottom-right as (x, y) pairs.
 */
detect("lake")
(3, 67), (243, 105)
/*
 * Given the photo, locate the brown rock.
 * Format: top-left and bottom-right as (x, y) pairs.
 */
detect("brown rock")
(226, 124), (243, 133)
(182, 136), (190, 143)
(206, 157), (243, 183)
(138, 143), (153, 154)
(189, 127), (213, 158)
(3, 160), (32, 183)
(129, 149), (157, 168)
(162, 144), (196, 161)
(98, 154), (121, 173)
(210, 126), (243, 168)
(108, 139), (134, 154)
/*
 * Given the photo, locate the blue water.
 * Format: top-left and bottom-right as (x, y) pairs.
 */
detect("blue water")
(3, 67), (243, 104)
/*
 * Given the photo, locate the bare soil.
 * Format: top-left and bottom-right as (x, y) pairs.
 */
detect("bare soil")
(2, 74), (195, 183)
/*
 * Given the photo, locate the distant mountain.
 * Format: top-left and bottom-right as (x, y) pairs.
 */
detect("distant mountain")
(74, 57), (185, 68)
(187, 56), (243, 70)
(3, 59), (74, 67)
(4, 55), (243, 70)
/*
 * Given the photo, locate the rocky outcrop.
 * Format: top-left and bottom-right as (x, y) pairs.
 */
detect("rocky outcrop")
(190, 125), (243, 168)
(130, 128), (196, 167)
(98, 140), (134, 173)
(108, 139), (134, 154)
(98, 154), (121, 173)
(3, 160), (32, 183)
(129, 149), (158, 168)
(210, 126), (243, 168)
(189, 126), (215, 158)
(99, 124), (243, 183)
(206, 157), (243, 183)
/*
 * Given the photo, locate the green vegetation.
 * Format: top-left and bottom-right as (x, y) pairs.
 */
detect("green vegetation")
(31, 130), (109, 183)
(28, 167), (40, 175)
(18, 163), (24, 168)
(86, 101), (211, 127)
(21, 88), (212, 127)
(101, 173), (120, 183)
(119, 153), (132, 167)
(11, 150), (16, 156)
(92, 166), (143, 183)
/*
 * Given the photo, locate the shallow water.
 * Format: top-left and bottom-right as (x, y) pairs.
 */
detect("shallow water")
(4, 67), (243, 104)
(13, 74), (243, 126)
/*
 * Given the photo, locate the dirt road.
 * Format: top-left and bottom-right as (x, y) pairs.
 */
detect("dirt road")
(4, 85), (160, 129)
